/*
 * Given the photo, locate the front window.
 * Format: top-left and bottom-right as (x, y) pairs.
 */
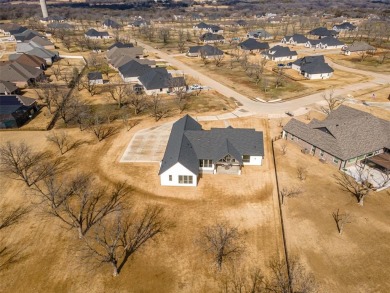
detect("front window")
(320, 150), (324, 157)
(178, 175), (193, 184)
(243, 155), (250, 163)
(169, 175), (172, 181)
(200, 159), (213, 168)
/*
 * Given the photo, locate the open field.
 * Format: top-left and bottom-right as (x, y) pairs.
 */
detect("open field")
(0, 116), (284, 293)
(273, 125), (390, 293)
(327, 52), (390, 73)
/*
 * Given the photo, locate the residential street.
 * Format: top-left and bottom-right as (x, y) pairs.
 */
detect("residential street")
(137, 40), (390, 116)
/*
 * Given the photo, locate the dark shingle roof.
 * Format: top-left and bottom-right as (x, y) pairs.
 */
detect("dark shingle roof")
(238, 39), (269, 50)
(85, 29), (109, 37)
(262, 45), (297, 58)
(87, 72), (103, 80)
(159, 115), (265, 175)
(334, 22), (356, 30)
(138, 68), (171, 90)
(293, 55), (333, 74)
(283, 105), (390, 160)
(0, 95), (36, 115)
(103, 19), (121, 28)
(290, 34), (308, 44)
(0, 81), (18, 94)
(319, 36), (344, 46)
(200, 33), (224, 41)
(118, 60), (151, 78)
(107, 42), (134, 50)
(309, 27), (338, 37)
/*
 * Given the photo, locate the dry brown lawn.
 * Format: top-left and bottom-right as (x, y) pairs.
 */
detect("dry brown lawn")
(327, 52), (390, 73)
(0, 116), (284, 293)
(274, 136), (390, 293)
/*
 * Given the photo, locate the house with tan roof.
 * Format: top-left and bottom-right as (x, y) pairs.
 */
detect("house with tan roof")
(282, 105), (390, 170)
(0, 61), (44, 87)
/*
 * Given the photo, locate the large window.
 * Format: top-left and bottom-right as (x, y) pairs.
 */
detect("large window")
(243, 155), (250, 163)
(178, 175), (193, 184)
(200, 159), (213, 168)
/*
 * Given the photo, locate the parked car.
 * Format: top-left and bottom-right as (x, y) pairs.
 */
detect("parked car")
(189, 84), (203, 90)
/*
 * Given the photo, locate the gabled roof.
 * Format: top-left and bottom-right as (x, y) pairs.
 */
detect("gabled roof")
(319, 36), (344, 46)
(248, 29), (273, 38)
(283, 105), (390, 160)
(238, 38), (269, 50)
(200, 33), (224, 41)
(293, 55), (325, 67)
(107, 42), (134, 51)
(188, 45), (223, 56)
(24, 47), (58, 59)
(138, 68), (171, 90)
(334, 22), (356, 30)
(0, 95), (36, 115)
(118, 60), (151, 78)
(290, 34), (308, 43)
(194, 22), (209, 29)
(0, 62), (43, 82)
(85, 29), (109, 37)
(262, 45), (297, 58)
(106, 46), (144, 60)
(47, 22), (74, 30)
(9, 53), (46, 68)
(343, 41), (376, 52)
(159, 115), (264, 175)
(309, 27), (338, 37)
(14, 29), (42, 42)
(87, 72), (103, 80)
(301, 61), (333, 74)
(0, 81), (18, 94)
(29, 36), (54, 47)
(306, 39), (321, 46)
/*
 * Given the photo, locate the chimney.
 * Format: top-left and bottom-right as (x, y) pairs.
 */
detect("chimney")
(40, 0), (49, 19)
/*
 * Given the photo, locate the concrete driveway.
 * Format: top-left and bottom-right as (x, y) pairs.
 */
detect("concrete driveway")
(120, 122), (173, 162)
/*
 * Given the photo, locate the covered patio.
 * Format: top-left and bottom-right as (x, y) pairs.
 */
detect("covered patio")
(366, 152), (390, 175)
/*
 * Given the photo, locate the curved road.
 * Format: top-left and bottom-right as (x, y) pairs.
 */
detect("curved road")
(138, 41), (390, 116)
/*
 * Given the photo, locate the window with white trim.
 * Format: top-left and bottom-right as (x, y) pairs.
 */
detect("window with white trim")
(199, 159), (213, 168)
(243, 155), (250, 163)
(320, 150), (324, 157)
(178, 175), (193, 184)
(333, 158), (339, 164)
(169, 175), (172, 181)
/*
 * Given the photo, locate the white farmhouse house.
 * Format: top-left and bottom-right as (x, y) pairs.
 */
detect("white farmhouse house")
(292, 55), (334, 80)
(159, 115), (264, 187)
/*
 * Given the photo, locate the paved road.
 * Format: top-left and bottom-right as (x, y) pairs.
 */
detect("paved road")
(138, 41), (390, 116)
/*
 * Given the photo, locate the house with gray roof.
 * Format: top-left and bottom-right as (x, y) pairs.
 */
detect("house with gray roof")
(187, 45), (224, 58)
(308, 27), (339, 39)
(12, 47), (58, 65)
(47, 22), (74, 30)
(282, 105), (390, 170)
(199, 33), (224, 44)
(0, 62), (44, 88)
(342, 41), (376, 56)
(118, 60), (152, 82)
(111, 55), (156, 69)
(129, 19), (150, 27)
(107, 42), (134, 51)
(332, 22), (357, 32)
(318, 36), (344, 49)
(29, 36), (55, 50)
(261, 45), (298, 62)
(281, 34), (308, 46)
(292, 55), (333, 79)
(87, 72), (103, 85)
(102, 19), (121, 29)
(138, 68), (186, 95)
(0, 81), (18, 95)
(247, 29), (273, 40)
(85, 29), (110, 39)
(13, 29), (42, 42)
(159, 115), (264, 186)
(0, 95), (38, 128)
(193, 22), (223, 33)
(238, 39), (269, 53)
(305, 39), (322, 48)
(106, 46), (144, 61)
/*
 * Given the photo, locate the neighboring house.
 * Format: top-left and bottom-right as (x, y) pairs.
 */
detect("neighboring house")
(247, 29), (273, 40)
(111, 55), (156, 69)
(102, 19), (121, 29)
(308, 27), (338, 39)
(159, 115), (264, 186)
(235, 20), (248, 27)
(261, 45), (298, 62)
(29, 36), (55, 50)
(12, 47), (58, 65)
(187, 45), (224, 58)
(9, 53), (47, 70)
(138, 68), (185, 95)
(199, 33), (224, 44)
(305, 39), (322, 48)
(318, 36), (344, 49)
(129, 19), (150, 27)
(332, 22), (357, 32)
(238, 39), (269, 53)
(0, 24), (27, 36)
(118, 60), (152, 83)
(106, 46), (144, 61)
(40, 15), (65, 23)
(0, 81), (19, 95)
(268, 16), (283, 24)
(281, 34), (308, 46)
(193, 22), (223, 33)
(292, 55), (334, 80)
(13, 29), (42, 42)
(342, 41), (376, 56)
(0, 95), (38, 128)
(107, 42), (134, 51)
(85, 29), (110, 39)
(283, 105), (390, 169)
(0, 61), (44, 87)
(87, 72), (104, 85)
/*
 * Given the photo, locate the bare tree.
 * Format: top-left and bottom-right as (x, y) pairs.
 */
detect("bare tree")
(332, 209), (351, 235)
(63, 37), (72, 51)
(266, 256), (318, 293)
(334, 166), (371, 206)
(219, 265), (265, 293)
(34, 174), (129, 238)
(35, 82), (59, 114)
(199, 222), (245, 270)
(150, 95), (170, 122)
(82, 205), (168, 276)
(280, 143), (287, 156)
(0, 141), (65, 187)
(121, 115), (141, 131)
(88, 115), (119, 142)
(128, 92), (148, 115)
(46, 131), (83, 155)
(52, 63), (63, 81)
(280, 187), (303, 205)
(274, 67), (285, 89)
(297, 166), (308, 181)
(159, 28), (171, 44)
(214, 53), (225, 67)
(320, 89), (345, 115)
(107, 83), (131, 109)
(82, 75), (98, 96)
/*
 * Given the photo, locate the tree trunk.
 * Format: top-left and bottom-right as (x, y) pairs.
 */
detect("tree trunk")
(358, 197), (364, 206)
(78, 227), (83, 239)
(112, 262), (119, 277)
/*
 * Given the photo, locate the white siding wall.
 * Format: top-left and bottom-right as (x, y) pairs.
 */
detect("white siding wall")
(291, 64), (301, 71)
(306, 72), (332, 80)
(144, 88), (169, 95)
(243, 156), (263, 166)
(160, 163), (197, 186)
(273, 56), (297, 62)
